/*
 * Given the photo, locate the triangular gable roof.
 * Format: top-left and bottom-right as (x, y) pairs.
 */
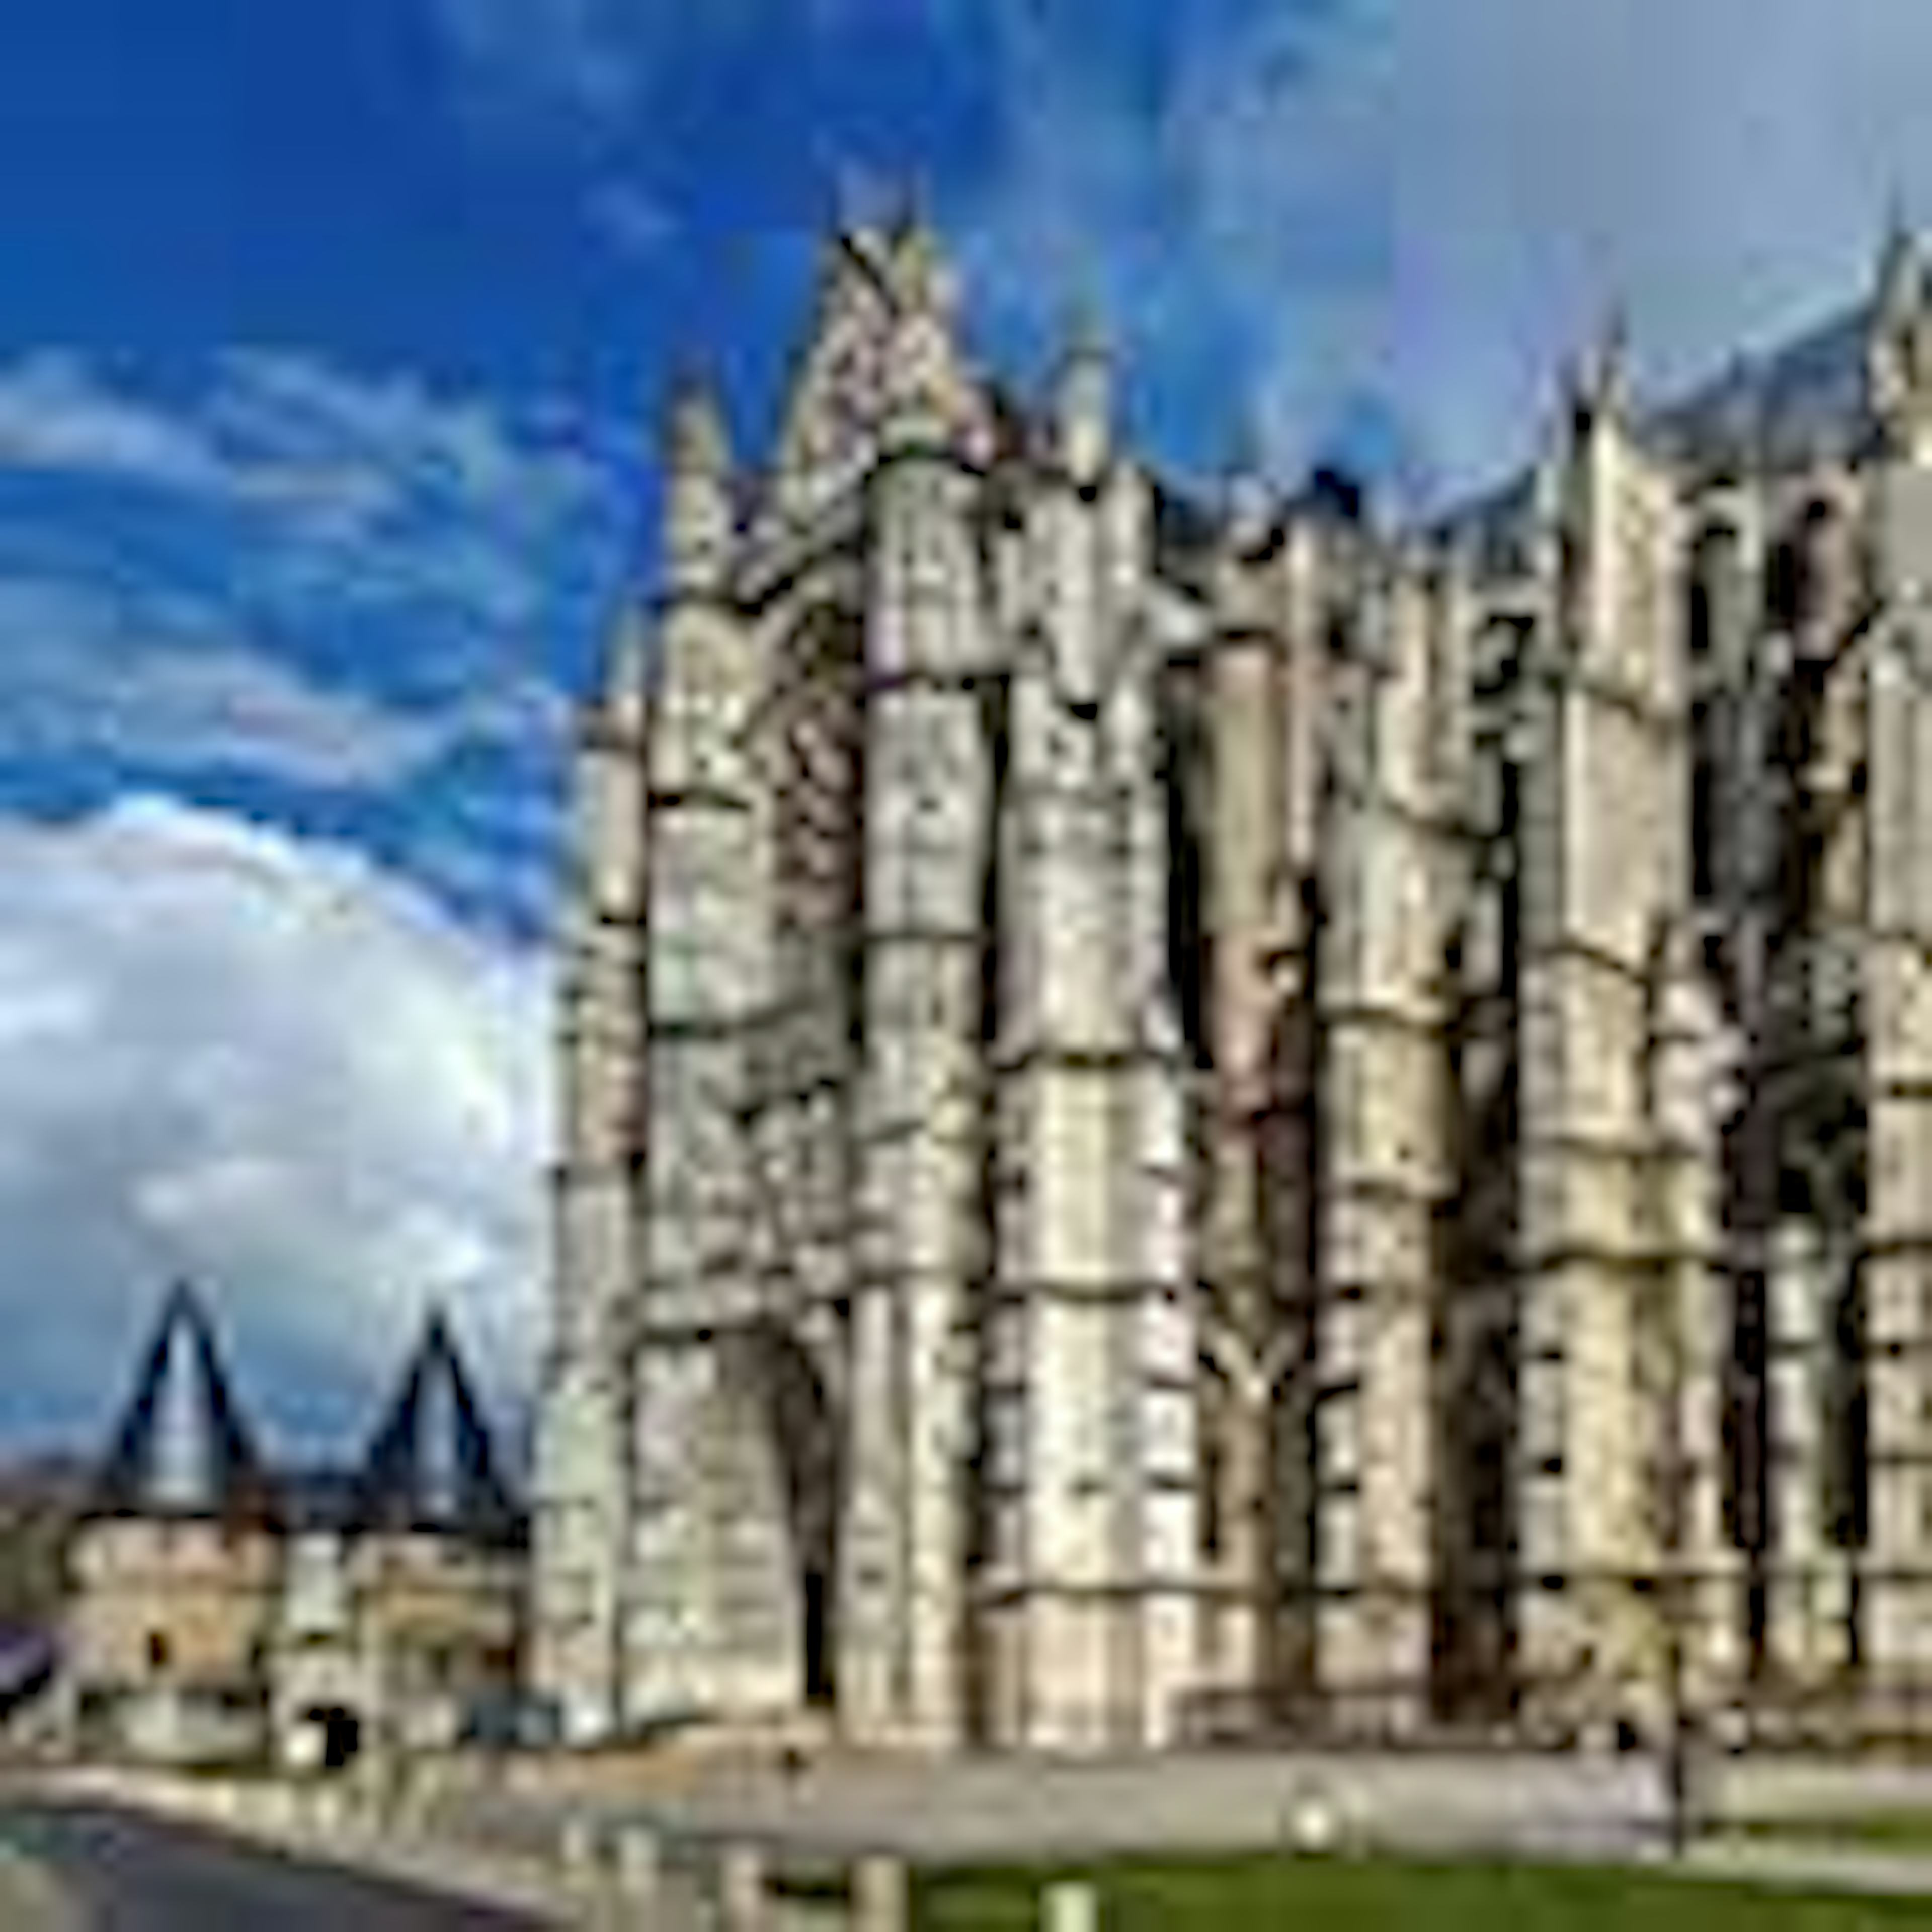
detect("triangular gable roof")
(89, 1282), (277, 1525)
(765, 223), (999, 514)
(767, 229), (900, 491)
(353, 1310), (524, 1549)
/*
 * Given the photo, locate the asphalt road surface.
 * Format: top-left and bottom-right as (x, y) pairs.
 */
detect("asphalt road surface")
(0, 1802), (552, 1930)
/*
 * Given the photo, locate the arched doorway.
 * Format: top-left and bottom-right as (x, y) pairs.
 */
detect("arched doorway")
(708, 1322), (844, 1715)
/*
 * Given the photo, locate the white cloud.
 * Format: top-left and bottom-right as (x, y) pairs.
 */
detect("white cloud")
(204, 350), (609, 534)
(0, 576), (568, 795)
(0, 347), (625, 648)
(0, 797), (549, 1455)
(428, 0), (647, 123)
(426, 0), (857, 137)
(586, 181), (677, 258)
(969, 0), (1932, 497)
(0, 353), (234, 495)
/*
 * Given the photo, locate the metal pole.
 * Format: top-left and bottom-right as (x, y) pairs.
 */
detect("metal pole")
(1664, 1294), (1690, 1859)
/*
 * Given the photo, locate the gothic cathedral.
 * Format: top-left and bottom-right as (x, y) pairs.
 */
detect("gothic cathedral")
(534, 216), (1932, 1755)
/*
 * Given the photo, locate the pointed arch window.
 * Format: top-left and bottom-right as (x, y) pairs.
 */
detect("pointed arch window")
(1688, 525), (1743, 904)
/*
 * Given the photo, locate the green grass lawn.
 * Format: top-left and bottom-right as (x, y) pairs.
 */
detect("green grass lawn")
(1730, 1812), (1932, 1850)
(915, 1855), (1932, 1928)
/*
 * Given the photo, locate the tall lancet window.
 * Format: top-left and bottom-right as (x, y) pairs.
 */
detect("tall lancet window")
(1691, 693), (1718, 904)
(774, 609), (867, 1053)
(1688, 524), (1740, 905)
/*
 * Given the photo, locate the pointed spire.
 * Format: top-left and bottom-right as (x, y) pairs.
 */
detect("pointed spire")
(878, 215), (962, 454)
(1526, 418), (1567, 585)
(1876, 192), (1921, 324)
(92, 1282), (273, 1523)
(664, 359), (729, 479)
(886, 194), (957, 323)
(1054, 286), (1112, 488)
(1222, 405), (1273, 553)
(355, 1306), (523, 1546)
(1868, 202), (1932, 459)
(1571, 299), (1632, 426)
(662, 361), (734, 595)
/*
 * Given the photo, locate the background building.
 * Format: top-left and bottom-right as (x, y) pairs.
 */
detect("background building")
(536, 215), (1932, 1755)
(63, 1284), (527, 1767)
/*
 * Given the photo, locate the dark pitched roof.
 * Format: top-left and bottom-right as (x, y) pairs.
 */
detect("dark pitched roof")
(1644, 303), (1873, 480)
(277, 1466), (364, 1536)
(1435, 301), (1879, 564)
(88, 1283), (277, 1525)
(352, 1310), (524, 1549)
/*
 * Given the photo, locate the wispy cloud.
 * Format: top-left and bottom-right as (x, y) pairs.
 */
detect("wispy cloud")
(0, 576), (566, 795)
(963, 0), (1932, 499)
(422, 0), (944, 151)
(426, 0), (649, 126)
(0, 347), (628, 654)
(0, 347), (624, 930)
(422, 0), (773, 142)
(585, 181), (677, 258)
(0, 353), (237, 496)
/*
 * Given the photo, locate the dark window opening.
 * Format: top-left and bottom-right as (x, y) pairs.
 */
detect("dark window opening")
(1161, 674), (1211, 1061)
(1691, 702), (1716, 903)
(1201, 1428), (1222, 1560)
(1499, 762), (1522, 997)
(1765, 536), (1808, 634)
(803, 1571), (834, 1707)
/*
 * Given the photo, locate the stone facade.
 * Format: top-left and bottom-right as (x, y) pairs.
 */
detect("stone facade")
(534, 216), (1932, 1752)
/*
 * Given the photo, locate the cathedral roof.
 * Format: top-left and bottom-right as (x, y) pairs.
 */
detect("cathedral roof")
(351, 1309), (524, 1549)
(1438, 299), (1878, 569)
(87, 1282), (277, 1525)
(1645, 302), (1872, 480)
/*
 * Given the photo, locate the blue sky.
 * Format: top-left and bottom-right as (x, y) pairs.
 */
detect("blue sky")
(1, 0), (1928, 1460)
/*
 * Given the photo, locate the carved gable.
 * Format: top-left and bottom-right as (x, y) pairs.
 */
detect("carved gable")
(774, 231), (898, 496)
(769, 227), (993, 519)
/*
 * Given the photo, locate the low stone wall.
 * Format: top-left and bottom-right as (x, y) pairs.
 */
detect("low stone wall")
(1710, 1757), (1932, 1823)
(479, 1745), (1668, 1867)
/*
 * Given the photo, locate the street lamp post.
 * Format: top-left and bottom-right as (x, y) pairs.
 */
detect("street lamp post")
(1663, 1257), (1693, 1859)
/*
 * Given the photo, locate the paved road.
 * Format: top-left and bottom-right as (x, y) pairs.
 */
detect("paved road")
(0, 1803), (554, 1930)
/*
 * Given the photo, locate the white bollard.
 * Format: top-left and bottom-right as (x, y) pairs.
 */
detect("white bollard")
(1287, 1790), (1339, 1855)
(720, 1841), (768, 1931)
(1043, 1878), (1098, 1932)
(614, 1824), (661, 1905)
(853, 1853), (907, 1932)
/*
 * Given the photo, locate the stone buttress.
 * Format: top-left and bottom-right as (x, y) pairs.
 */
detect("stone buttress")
(532, 604), (650, 1742)
(980, 324), (1201, 1749)
(1511, 343), (1691, 1727)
